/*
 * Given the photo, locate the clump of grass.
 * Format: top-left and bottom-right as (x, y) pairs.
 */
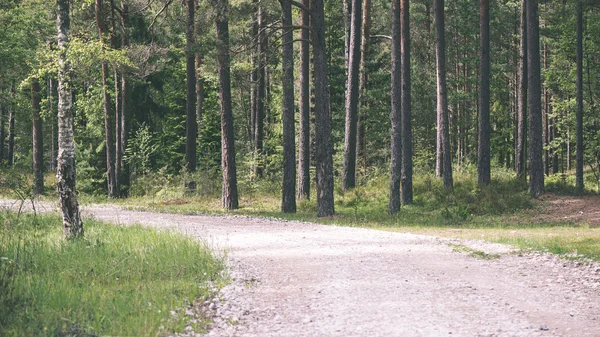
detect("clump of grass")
(0, 212), (224, 337)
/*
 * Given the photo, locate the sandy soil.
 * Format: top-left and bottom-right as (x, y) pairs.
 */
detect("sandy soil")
(2, 200), (599, 337)
(535, 193), (600, 226)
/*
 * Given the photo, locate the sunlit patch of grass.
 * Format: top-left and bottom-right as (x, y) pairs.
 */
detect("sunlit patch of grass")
(0, 212), (224, 337)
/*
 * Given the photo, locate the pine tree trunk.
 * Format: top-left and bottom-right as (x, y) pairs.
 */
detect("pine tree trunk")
(342, 0), (362, 191)
(31, 78), (44, 195)
(57, 0), (83, 238)
(214, 0), (239, 210)
(478, 0), (490, 186)
(297, 0), (311, 200)
(516, 0), (527, 179)
(185, 0), (197, 173)
(0, 103), (4, 164)
(281, 0), (296, 213)
(400, 0), (412, 205)
(388, 0), (401, 214)
(250, 0), (258, 147)
(96, 0), (116, 198)
(357, 0), (371, 176)
(7, 86), (15, 166)
(119, 0), (129, 196)
(576, 0), (584, 192)
(344, 0), (352, 72)
(313, 0), (335, 217)
(254, 4), (266, 178)
(527, 0), (544, 197)
(435, 0), (452, 190)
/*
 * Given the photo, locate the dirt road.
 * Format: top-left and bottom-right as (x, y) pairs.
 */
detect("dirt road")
(2, 200), (599, 336)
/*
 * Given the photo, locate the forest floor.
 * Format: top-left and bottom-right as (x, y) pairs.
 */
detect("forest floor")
(2, 198), (599, 337)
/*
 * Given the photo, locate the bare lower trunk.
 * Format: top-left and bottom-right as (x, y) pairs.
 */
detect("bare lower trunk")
(0, 103), (4, 163)
(516, 0), (527, 179)
(342, 0), (362, 191)
(31, 79), (44, 195)
(57, 0), (83, 238)
(435, 0), (452, 190)
(357, 0), (371, 176)
(527, 0), (544, 197)
(388, 0), (401, 214)
(114, 68), (121, 193)
(185, 0), (197, 173)
(281, 0), (296, 213)
(313, 0), (335, 217)
(214, 0), (239, 210)
(254, 4), (266, 178)
(478, 0), (490, 186)
(400, 0), (412, 205)
(96, 0), (116, 198)
(297, 0), (311, 200)
(7, 96), (14, 166)
(576, 0), (584, 192)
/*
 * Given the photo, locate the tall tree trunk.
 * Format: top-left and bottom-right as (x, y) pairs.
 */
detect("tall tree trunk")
(48, 78), (56, 171)
(185, 0), (197, 173)
(57, 0), (83, 238)
(250, 0), (258, 146)
(357, 0), (371, 176)
(254, 4), (266, 178)
(0, 102), (5, 164)
(527, 0), (544, 197)
(576, 0), (584, 192)
(313, 0), (335, 217)
(281, 0), (296, 213)
(7, 95), (14, 166)
(389, 0), (401, 214)
(31, 78), (44, 195)
(196, 7), (205, 138)
(400, 0), (412, 205)
(119, 0), (129, 196)
(516, 0), (527, 179)
(478, 0), (490, 186)
(435, 0), (452, 190)
(344, 0), (352, 72)
(342, 0), (362, 191)
(109, 0), (122, 195)
(297, 0), (311, 200)
(213, 0), (239, 210)
(96, 0), (116, 198)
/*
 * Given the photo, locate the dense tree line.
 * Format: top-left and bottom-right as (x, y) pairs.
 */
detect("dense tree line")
(1, 0), (600, 234)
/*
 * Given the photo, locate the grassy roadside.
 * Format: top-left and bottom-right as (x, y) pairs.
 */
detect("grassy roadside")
(0, 212), (225, 337)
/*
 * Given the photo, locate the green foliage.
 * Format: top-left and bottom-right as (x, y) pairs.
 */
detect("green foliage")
(0, 212), (224, 336)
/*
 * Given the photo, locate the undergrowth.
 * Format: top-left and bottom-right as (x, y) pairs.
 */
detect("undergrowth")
(0, 212), (224, 336)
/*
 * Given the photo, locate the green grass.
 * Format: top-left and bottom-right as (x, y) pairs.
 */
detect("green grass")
(0, 212), (224, 337)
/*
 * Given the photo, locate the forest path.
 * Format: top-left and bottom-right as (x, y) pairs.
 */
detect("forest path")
(2, 200), (599, 337)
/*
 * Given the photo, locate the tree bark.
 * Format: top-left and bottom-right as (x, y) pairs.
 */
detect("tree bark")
(281, 0), (296, 213)
(186, 0), (197, 173)
(254, 4), (266, 178)
(400, 0), (412, 205)
(516, 0), (527, 179)
(7, 91), (14, 166)
(435, 0), (452, 190)
(96, 0), (117, 198)
(312, 0), (335, 217)
(213, 0), (239, 210)
(344, 0), (352, 72)
(342, 0), (362, 191)
(357, 0), (371, 176)
(297, 0), (311, 200)
(31, 78), (44, 195)
(478, 0), (490, 186)
(57, 0), (83, 238)
(527, 0), (544, 197)
(0, 103), (4, 163)
(576, 0), (584, 192)
(388, 0), (401, 214)
(119, 0), (129, 196)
